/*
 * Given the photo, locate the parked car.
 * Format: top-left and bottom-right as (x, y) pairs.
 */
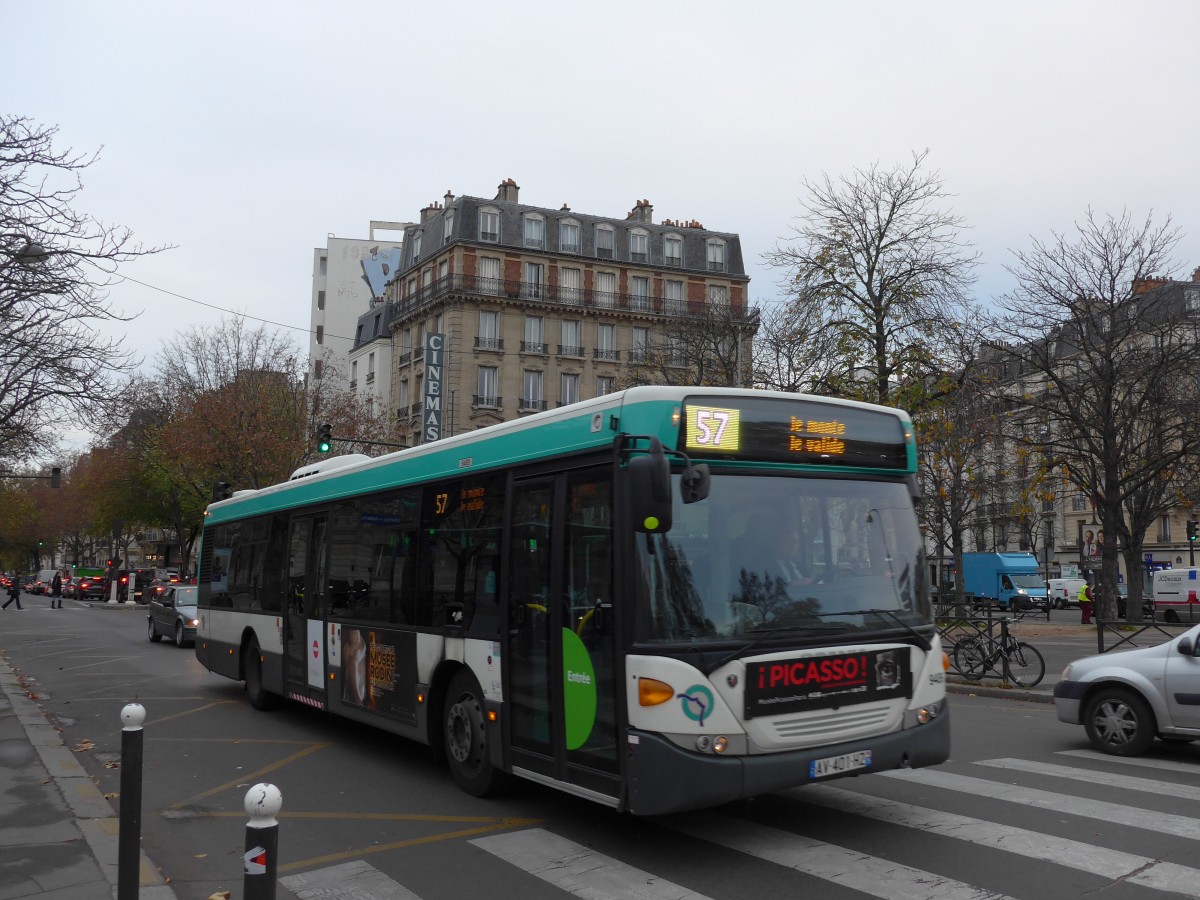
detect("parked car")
(1054, 623), (1200, 755)
(147, 585), (199, 647)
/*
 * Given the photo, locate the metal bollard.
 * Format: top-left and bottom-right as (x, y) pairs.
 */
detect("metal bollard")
(118, 703), (145, 900)
(244, 783), (282, 900)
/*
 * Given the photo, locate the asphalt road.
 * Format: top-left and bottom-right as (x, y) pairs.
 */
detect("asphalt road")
(4, 600), (1200, 900)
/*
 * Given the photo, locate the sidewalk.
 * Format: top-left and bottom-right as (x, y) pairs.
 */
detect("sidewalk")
(0, 626), (175, 899)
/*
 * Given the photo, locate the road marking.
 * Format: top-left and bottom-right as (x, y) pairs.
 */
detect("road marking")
(882, 768), (1200, 838)
(1057, 748), (1200, 774)
(281, 817), (540, 873)
(792, 783), (1200, 896)
(169, 741), (331, 809)
(976, 757), (1200, 800)
(281, 859), (423, 899)
(471, 828), (713, 899)
(143, 700), (237, 725)
(668, 814), (1013, 900)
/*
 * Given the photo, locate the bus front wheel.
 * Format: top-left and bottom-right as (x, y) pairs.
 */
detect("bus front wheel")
(444, 669), (503, 796)
(245, 638), (283, 711)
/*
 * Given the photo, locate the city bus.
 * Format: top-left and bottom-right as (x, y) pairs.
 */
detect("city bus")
(195, 386), (949, 815)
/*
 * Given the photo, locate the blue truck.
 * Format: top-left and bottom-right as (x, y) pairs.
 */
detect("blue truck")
(961, 552), (1049, 611)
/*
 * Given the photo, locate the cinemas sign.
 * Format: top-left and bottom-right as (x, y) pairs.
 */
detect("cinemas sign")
(743, 647), (911, 718)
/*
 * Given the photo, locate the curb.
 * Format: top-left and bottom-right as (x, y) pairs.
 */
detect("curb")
(0, 658), (176, 899)
(946, 679), (1055, 704)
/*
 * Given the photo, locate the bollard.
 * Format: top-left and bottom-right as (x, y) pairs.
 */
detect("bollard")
(118, 703), (145, 900)
(244, 783), (282, 900)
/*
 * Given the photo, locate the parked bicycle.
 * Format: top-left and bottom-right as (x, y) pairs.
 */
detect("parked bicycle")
(953, 619), (1045, 687)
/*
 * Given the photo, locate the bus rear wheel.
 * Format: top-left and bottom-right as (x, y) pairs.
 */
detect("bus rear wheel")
(245, 638), (283, 711)
(444, 669), (504, 797)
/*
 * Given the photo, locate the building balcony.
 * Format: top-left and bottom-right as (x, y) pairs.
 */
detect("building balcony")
(518, 399), (548, 413)
(366, 372), (375, 383)
(557, 345), (584, 357)
(474, 337), (504, 351)
(385, 273), (760, 326)
(593, 348), (620, 361)
(520, 341), (547, 355)
(472, 395), (502, 409)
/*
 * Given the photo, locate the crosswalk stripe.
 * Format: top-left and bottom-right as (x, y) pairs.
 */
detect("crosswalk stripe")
(470, 828), (713, 900)
(882, 768), (1200, 839)
(1058, 748), (1200, 774)
(976, 757), (1200, 801)
(791, 784), (1200, 897)
(669, 812), (1014, 900)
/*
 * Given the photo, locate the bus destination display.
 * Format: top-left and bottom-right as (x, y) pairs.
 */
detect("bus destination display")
(681, 395), (909, 468)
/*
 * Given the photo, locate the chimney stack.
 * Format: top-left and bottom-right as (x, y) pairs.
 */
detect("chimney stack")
(627, 199), (654, 224)
(1132, 275), (1170, 294)
(1192, 266), (1200, 283)
(495, 178), (520, 203)
(444, 189), (455, 206)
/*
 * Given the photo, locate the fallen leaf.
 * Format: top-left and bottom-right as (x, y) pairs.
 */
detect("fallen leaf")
(104, 793), (118, 800)
(103, 761), (120, 769)
(207, 892), (231, 900)
(194, 853), (208, 859)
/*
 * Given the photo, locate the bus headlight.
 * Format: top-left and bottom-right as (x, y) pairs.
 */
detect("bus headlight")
(712, 736), (729, 754)
(917, 703), (941, 724)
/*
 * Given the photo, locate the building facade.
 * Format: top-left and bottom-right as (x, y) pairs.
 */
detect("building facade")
(349, 180), (755, 442)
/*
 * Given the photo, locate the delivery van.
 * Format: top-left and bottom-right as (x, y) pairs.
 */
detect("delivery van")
(1152, 567), (1200, 623)
(35, 569), (59, 594)
(1047, 577), (1088, 610)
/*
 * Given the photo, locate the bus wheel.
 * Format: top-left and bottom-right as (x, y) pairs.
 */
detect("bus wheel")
(245, 638), (282, 711)
(444, 669), (502, 796)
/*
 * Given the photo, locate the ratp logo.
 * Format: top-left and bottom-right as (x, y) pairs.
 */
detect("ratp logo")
(677, 684), (714, 727)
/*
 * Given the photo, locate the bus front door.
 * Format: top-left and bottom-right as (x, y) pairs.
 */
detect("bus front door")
(286, 514), (328, 700)
(508, 469), (620, 804)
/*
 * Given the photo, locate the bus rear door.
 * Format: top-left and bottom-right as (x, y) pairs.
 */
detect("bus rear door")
(286, 514), (329, 701)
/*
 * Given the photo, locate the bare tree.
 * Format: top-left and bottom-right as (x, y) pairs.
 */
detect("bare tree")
(620, 302), (758, 389)
(751, 300), (843, 393)
(764, 150), (979, 412)
(988, 209), (1199, 620)
(0, 115), (167, 460)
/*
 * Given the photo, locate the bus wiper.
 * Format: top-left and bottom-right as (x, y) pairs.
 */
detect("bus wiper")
(703, 621), (852, 675)
(815, 609), (931, 652)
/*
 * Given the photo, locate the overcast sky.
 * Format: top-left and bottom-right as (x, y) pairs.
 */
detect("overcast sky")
(9, 1), (1200, 368)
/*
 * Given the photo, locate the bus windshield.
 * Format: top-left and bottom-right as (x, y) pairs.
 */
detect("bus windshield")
(633, 473), (927, 643)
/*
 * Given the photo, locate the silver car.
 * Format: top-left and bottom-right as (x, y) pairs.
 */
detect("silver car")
(147, 585), (199, 648)
(1054, 624), (1200, 755)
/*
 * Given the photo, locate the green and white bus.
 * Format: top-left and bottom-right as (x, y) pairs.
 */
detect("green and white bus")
(196, 386), (949, 815)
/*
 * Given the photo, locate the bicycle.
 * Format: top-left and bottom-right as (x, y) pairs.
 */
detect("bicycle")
(952, 620), (1045, 687)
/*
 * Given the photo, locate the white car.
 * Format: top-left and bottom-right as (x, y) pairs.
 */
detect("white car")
(1054, 624), (1200, 755)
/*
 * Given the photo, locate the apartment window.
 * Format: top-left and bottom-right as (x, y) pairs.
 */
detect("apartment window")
(476, 366), (499, 407)
(595, 323), (618, 361)
(559, 266), (582, 304)
(523, 215), (544, 249)
(631, 326), (649, 363)
(521, 370), (544, 411)
(706, 239), (726, 272)
(664, 234), (683, 267)
(523, 315), (545, 354)
(631, 276), (650, 311)
(560, 319), (582, 356)
(411, 232), (422, 260)
(439, 259), (449, 282)
(355, 323), (363, 343)
(595, 271), (617, 308)
(629, 229), (649, 263)
(479, 207), (500, 242)
(665, 279), (684, 306)
(1159, 516), (1172, 543)
(316, 325), (324, 345)
(1188, 288), (1200, 314)
(595, 225), (614, 259)
(407, 276), (416, 298)
(443, 209), (455, 245)
(367, 352), (376, 382)
(399, 379), (409, 409)
(478, 256), (501, 292)
(319, 255), (327, 276)
(374, 313), (382, 336)
(559, 219), (580, 253)
(477, 310), (500, 350)
(524, 262), (544, 299)
(350, 360), (358, 388)
(707, 284), (728, 306)
(317, 289), (326, 310)
(596, 375), (614, 396)
(561, 373), (580, 406)
(314, 359), (323, 379)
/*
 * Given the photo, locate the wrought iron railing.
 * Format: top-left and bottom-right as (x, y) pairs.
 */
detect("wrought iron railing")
(474, 337), (503, 350)
(520, 341), (547, 354)
(558, 345), (584, 357)
(472, 395), (502, 409)
(518, 399), (548, 412)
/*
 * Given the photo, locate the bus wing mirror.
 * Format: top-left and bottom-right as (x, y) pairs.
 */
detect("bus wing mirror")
(628, 437), (672, 533)
(680, 463), (710, 504)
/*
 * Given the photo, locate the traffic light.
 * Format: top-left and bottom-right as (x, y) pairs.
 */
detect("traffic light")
(1189, 520), (1198, 542)
(318, 423), (333, 454)
(211, 481), (233, 502)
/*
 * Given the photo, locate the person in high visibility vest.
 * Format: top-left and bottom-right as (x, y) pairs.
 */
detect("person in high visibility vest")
(1078, 581), (1093, 625)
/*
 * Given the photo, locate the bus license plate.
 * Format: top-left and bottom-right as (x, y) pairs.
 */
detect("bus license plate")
(809, 750), (872, 779)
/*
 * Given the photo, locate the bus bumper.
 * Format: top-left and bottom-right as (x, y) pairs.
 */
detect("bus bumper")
(623, 709), (951, 816)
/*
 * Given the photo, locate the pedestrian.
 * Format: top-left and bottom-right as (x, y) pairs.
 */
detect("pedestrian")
(50, 571), (63, 609)
(3, 575), (22, 610)
(1078, 580), (1093, 625)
